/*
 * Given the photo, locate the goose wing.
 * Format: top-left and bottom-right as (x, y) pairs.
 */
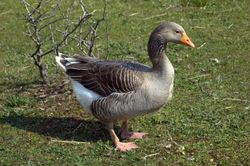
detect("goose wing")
(65, 56), (148, 96)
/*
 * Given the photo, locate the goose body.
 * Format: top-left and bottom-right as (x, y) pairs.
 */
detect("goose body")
(55, 22), (194, 151)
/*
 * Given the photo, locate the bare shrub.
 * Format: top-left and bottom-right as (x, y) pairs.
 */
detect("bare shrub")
(21, 0), (107, 84)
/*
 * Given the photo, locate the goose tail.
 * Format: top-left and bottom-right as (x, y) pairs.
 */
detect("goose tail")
(55, 52), (79, 71)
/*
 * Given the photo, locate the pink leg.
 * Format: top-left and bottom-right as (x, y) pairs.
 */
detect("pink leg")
(107, 123), (138, 152)
(120, 120), (147, 139)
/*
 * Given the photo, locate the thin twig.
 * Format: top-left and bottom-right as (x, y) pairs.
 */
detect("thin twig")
(214, 97), (250, 103)
(104, 0), (109, 59)
(50, 139), (89, 144)
(39, 17), (65, 32)
(55, 29), (89, 54)
(79, 0), (88, 15)
(128, 12), (138, 17)
(22, 0), (42, 17)
(197, 42), (206, 49)
(143, 153), (160, 160)
(49, 24), (55, 44)
(40, 13), (93, 57)
(143, 13), (168, 20)
(88, 0), (107, 57)
(228, 24), (233, 29)
(187, 74), (210, 80)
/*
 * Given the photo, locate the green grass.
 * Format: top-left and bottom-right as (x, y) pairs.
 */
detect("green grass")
(0, 0), (249, 165)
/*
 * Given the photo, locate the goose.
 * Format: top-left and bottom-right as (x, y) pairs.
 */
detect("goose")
(55, 22), (195, 152)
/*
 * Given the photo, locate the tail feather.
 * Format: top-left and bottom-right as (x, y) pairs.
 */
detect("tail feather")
(55, 53), (66, 71)
(55, 52), (79, 71)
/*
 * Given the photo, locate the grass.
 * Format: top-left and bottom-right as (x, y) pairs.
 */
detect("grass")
(0, 0), (249, 165)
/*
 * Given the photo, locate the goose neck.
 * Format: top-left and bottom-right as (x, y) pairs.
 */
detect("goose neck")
(148, 35), (168, 71)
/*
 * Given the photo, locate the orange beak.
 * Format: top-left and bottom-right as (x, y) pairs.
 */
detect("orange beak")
(180, 33), (195, 48)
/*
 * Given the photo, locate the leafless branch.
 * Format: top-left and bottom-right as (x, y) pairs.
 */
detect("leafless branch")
(40, 13), (93, 57)
(88, 0), (108, 57)
(39, 17), (65, 32)
(21, 0), (50, 83)
(49, 24), (55, 44)
(21, 0), (108, 84)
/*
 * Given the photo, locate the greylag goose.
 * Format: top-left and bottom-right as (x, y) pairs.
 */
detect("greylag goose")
(55, 22), (195, 152)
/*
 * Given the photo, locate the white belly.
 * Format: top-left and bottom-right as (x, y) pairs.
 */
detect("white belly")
(71, 80), (102, 113)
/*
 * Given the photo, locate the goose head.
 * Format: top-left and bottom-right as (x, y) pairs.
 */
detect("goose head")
(151, 22), (195, 48)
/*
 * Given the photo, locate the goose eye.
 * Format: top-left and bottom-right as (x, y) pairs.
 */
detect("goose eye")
(175, 30), (180, 34)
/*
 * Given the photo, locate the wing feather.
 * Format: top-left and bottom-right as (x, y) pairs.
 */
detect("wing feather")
(65, 56), (148, 97)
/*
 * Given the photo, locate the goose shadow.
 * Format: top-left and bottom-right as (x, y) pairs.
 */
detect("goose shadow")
(0, 114), (113, 142)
